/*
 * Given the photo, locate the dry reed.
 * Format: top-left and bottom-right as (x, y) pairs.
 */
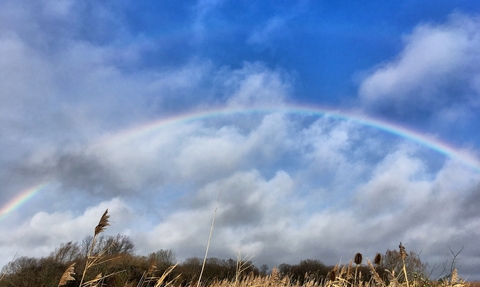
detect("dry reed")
(79, 209), (114, 287)
(58, 262), (76, 286)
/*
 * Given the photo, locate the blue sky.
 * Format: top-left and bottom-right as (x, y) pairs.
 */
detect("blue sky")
(1, 0), (480, 280)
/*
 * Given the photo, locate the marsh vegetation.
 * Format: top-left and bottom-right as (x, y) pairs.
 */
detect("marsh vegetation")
(0, 210), (470, 287)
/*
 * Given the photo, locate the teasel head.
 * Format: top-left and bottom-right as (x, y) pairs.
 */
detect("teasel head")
(354, 253), (363, 265)
(399, 242), (407, 260)
(374, 253), (382, 266)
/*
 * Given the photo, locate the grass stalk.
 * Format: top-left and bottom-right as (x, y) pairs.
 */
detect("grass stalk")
(197, 191), (220, 287)
(399, 242), (409, 287)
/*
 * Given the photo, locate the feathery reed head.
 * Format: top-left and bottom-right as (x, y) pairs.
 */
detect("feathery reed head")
(58, 263), (76, 287)
(147, 264), (157, 275)
(270, 267), (280, 283)
(450, 268), (458, 284)
(94, 209), (110, 236)
(354, 253), (363, 265)
(374, 253), (382, 265)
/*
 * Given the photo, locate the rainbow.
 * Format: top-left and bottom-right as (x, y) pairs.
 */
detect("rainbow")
(0, 182), (50, 222)
(95, 105), (480, 172)
(2, 105), (480, 221)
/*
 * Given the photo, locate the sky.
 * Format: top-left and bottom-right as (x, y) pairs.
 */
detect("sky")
(1, 0), (480, 280)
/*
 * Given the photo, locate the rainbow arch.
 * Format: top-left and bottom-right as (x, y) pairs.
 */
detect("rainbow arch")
(2, 105), (479, 222)
(0, 182), (50, 222)
(95, 105), (480, 171)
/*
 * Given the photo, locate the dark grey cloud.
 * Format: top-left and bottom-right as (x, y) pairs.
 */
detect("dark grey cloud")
(55, 152), (131, 196)
(457, 183), (480, 219)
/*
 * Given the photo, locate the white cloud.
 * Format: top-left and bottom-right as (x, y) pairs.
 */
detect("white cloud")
(359, 14), (480, 119)
(355, 147), (430, 214)
(224, 62), (291, 108)
(0, 198), (133, 267)
(0, 0), (296, 201)
(81, 112), (291, 192)
(137, 169), (298, 260)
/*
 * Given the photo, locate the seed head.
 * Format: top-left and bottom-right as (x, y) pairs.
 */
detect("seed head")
(354, 253), (363, 265)
(58, 263), (76, 286)
(374, 253), (382, 266)
(94, 209), (110, 236)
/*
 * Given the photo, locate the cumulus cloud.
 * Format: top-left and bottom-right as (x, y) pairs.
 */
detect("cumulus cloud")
(2, 108), (480, 278)
(221, 62), (292, 108)
(137, 169), (299, 261)
(0, 0), (295, 203)
(132, 139), (480, 273)
(0, 198), (133, 263)
(359, 14), (480, 121)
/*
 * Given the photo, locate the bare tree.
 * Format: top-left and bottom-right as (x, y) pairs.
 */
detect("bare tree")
(101, 234), (135, 256)
(382, 249), (427, 281)
(148, 249), (177, 266)
(50, 241), (82, 264)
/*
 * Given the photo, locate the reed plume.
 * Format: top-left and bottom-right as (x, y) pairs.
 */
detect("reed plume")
(95, 209), (110, 236)
(58, 263), (76, 287)
(79, 209), (110, 287)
